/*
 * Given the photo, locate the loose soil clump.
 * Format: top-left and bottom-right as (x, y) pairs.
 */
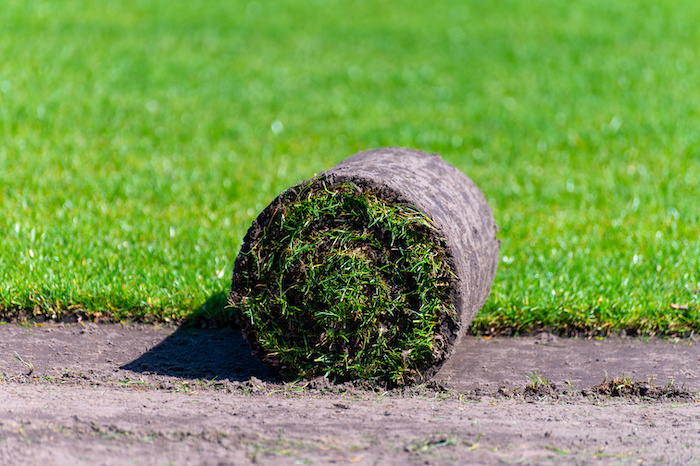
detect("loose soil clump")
(590, 375), (696, 401)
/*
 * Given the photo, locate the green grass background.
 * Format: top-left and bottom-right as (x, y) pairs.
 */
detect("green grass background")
(1, 0), (698, 333)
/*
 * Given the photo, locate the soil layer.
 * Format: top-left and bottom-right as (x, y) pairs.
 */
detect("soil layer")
(1, 323), (699, 465)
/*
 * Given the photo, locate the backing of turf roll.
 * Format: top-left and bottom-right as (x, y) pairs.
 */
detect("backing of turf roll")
(229, 147), (500, 385)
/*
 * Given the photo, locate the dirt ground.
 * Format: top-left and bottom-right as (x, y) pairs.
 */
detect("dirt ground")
(1, 322), (699, 465)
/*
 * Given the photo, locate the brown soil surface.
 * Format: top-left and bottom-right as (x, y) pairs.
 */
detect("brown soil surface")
(1, 323), (699, 465)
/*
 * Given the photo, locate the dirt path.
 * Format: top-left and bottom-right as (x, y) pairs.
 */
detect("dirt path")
(1, 323), (699, 465)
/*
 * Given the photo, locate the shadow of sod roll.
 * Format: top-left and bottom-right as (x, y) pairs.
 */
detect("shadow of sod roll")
(229, 147), (500, 386)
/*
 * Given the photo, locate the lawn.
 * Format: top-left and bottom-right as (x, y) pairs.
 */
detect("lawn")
(1, 0), (698, 334)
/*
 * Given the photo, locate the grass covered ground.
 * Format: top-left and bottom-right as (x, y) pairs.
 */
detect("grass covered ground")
(1, 0), (699, 334)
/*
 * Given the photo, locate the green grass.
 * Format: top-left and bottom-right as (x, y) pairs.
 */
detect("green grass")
(232, 181), (456, 384)
(1, 0), (699, 334)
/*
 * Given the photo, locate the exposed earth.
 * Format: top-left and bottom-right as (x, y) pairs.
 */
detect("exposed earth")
(1, 322), (699, 465)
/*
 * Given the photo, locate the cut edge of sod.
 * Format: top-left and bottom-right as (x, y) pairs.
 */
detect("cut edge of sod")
(229, 178), (460, 386)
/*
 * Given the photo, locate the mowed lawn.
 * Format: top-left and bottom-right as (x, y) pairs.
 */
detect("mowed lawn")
(1, 0), (698, 334)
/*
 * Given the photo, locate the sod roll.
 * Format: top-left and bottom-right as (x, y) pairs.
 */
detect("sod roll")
(229, 147), (500, 385)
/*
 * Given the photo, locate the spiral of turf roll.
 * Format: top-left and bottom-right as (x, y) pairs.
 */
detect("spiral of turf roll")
(229, 148), (500, 385)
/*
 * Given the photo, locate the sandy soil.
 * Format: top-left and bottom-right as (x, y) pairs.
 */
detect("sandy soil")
(1, 322), (699, 465)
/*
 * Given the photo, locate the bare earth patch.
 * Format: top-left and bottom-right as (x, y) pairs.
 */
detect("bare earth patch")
(1, 323), (699, 464)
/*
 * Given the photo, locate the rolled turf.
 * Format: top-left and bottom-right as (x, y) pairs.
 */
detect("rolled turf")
(229, 147), (500, 385)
